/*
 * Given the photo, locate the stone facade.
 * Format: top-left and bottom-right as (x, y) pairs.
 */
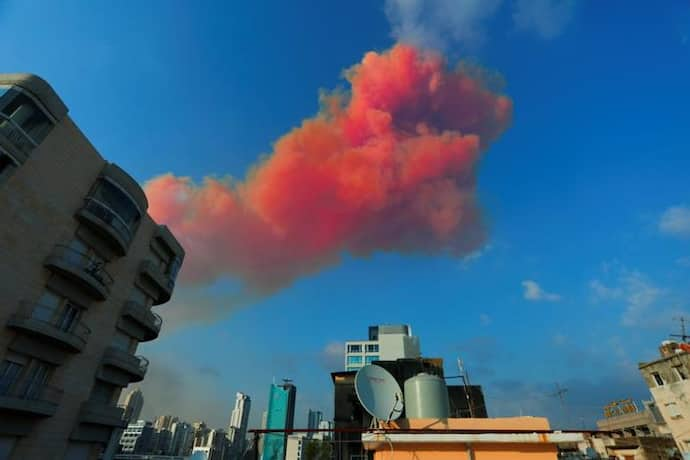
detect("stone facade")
(0, 74), (184, 460)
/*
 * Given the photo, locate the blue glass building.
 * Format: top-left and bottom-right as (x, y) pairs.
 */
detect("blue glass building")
(261, 381), (296, 460)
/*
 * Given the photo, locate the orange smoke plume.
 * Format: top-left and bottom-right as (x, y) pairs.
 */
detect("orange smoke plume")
(145, 44), (512, 292)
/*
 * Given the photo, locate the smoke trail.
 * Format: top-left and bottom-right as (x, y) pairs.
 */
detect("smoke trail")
(145, 44), (512, 293)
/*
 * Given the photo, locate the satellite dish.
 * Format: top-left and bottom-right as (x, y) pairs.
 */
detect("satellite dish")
(354, 364), (404, 422)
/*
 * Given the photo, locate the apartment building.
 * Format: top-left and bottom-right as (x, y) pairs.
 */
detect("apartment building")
(0, 74), (185, 460)
(639, 340), (690, 457)
(344, 324), (420, 371)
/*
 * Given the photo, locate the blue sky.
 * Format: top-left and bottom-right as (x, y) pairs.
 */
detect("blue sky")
(3, 0), (690, 429)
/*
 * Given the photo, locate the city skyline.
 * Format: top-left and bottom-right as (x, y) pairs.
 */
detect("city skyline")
(1, 0), (690, 433)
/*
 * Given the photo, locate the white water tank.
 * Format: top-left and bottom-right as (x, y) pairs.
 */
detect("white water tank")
(403, 373), (450, 419)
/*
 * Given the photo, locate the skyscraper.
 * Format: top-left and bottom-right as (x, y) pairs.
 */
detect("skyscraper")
(0, 74), (184, 460)
(227, 392), (251, 456)
(262, 381), (296, 460)
(121, 388), (144, 422)
(306, 410), (323, 438)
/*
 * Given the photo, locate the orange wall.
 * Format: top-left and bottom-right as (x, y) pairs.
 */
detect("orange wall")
(372, 442), (558, 460)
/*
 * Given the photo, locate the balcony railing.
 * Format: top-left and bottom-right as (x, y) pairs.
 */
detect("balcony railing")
(8, 301), (91, 351)
(0, 113), (37, 160)
(139, 260), (175, 305)
(102, 347), (149, 382)
(78, 198), (133, 254)
(121, 301), (163, 341)
(0, 378), (63, 416)
(45, 245), (113, 299)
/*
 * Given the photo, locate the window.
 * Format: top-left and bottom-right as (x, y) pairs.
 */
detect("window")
(666, 402), (682, 419)
(112, 330), (136, 353)
(35, 290), (82, 333)
(90, 180), (141, 232)
(90, 381), (116, 405)
(346, 366), (360, 372)
(365, 355), (380, 364)
(131, 287), (152, 308)
(0, 360), (24, 395)
(366, 344), (379, 353)
(651, 372), (664, 386)
(674, 365), (687, 381)
(347, 344), (362, 353)
(0, 436), (17, 460)
(0, 150), (17, 183)
(0, 356), (52, 400)
(347, 355), (362, 365)
(0, 87), (53, 146)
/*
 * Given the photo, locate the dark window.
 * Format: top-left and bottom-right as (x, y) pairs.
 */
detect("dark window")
(674, 365), (687, 380)
(91, 180), (141, 228)
(0, 360), (23, 395)
(0, 151), (17, 182)
(0, 88), (53, 143)
(652, 372), (664, 386)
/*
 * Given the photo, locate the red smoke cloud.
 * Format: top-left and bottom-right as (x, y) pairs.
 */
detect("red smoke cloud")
(145, 44), (512, 292)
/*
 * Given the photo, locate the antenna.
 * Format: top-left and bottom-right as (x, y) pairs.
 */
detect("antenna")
(550, 383), (569, 427)
(671, 317), (690, 343)
(354, 365), (404, 424)
(457, 358), (475, 418)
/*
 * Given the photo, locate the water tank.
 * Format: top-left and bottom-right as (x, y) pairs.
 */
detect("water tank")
(403, 373), (450, 419)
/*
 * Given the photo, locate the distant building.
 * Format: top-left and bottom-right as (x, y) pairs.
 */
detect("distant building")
(344, 325), (420, 371)
(285, 434), (306, 460)
(121, 388), (144, 423)
(154, 415), (179, 431)
(312, 420), (333, 441)
(596, 399), (670, 437)
(119, 420), (154, 454)
(227, 392), (251, 456)
(639, 340), (690, 456)
(306, 409), (323, 438)
(190, 429), (227, 460)
(262, 381), (296, 460)
(169, 421), (194, 456)
(0, 74), (184, 459)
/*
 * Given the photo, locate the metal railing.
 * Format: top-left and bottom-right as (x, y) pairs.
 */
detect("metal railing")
(13, 301), (91, 344)
(141, 260), (175, 292)
(135, 355), (149, 374)
(50, 245), (114, 287)
(81, 197), (133, 245)
(123, 301), (163, 333)
(0, 113), (37, 156)
(0, 378), (63, 405)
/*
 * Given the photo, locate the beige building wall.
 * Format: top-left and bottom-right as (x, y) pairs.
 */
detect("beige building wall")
(639, 344), (690, 456)
(0, 74), (184, 460)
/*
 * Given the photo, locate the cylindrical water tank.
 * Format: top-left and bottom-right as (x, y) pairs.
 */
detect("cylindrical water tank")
(403, 373), (450, 419)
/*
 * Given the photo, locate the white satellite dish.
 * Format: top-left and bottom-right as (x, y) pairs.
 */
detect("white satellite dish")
(354, 364), (404, 422)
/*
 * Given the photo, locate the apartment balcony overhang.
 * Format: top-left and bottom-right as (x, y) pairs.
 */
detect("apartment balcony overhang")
(139, 260), (174, 306)
(100, 163), (148, 213)
(120, 301), (162, 341)
(75, 198), (133, 256)
(100, 346), (148, 383)
(6, 302), (90, 352)
(77, 400), (127, 428)
(0, 382), (62, 417)
(44, 245), (113, 300)
(0, 73), (67, 121)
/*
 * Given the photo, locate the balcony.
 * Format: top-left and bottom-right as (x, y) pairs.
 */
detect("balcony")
(44, 245), (113, 300)
(0, 379), (62, 417)
(121, 301), (162, 341)
(0, 114), (35, 161)
(76, 198), (133, 256)
(102, 346), (148, 383)
(78, 400), (127, 428)
(139, 260), (174, 305)
(6, 302), (90, 352)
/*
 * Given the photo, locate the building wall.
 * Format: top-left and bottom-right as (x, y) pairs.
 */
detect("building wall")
(262, 383), (296, 460)
(0, 74), (184, 460)
(344, 324), (420, 371)
(640, 351), (690, 454)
